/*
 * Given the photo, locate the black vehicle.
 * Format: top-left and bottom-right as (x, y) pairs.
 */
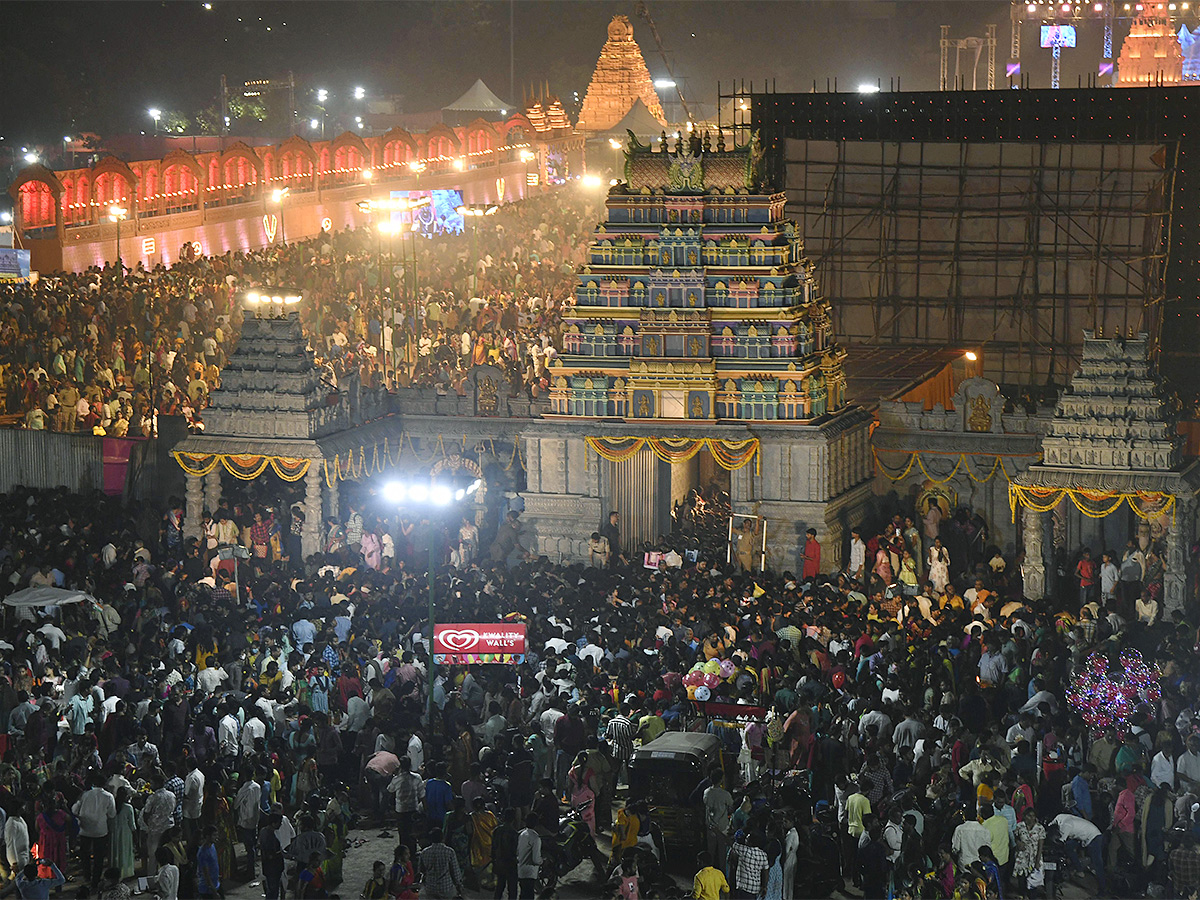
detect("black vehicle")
(627, 731), (721, 854)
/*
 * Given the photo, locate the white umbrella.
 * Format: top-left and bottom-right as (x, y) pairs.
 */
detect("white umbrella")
(3, 587), (93, 608)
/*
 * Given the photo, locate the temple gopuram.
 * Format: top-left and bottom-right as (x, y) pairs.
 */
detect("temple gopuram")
(550, 130), (847, 423)
(575, 15), (668, 133)
(518, 130), (871, 570)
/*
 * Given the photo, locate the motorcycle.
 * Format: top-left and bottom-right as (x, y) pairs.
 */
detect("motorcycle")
(537, 801), (608, 896)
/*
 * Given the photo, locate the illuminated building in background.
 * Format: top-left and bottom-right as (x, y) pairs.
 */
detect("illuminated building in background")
(1118, 16), (1185, 82)
(576, 15), (668, 133)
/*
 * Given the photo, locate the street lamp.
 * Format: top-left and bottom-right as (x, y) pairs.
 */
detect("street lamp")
(456, 204), (497, 297)
(382, 476), (481, 730)
(108, 205), (128, 275)
(358, 196), (430, 379)
(270, 187), (289, 243)
(361, 168), (374, 182)
(148, 108), (162, 135)
(354, 85), (366, 100)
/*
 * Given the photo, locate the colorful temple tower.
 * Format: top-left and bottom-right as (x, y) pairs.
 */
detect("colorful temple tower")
(549, 130), (847, 423)
(575, 15), (668, 133)
(519, 132), (872, 572)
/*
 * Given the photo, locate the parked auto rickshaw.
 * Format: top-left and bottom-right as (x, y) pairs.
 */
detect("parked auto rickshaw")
(626, 731), (722, 855)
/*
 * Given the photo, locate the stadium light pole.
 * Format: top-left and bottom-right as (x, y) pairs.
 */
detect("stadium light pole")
(382, 478), (480, 731)
(270, 187), (289, 244)
(456, 204), (497, 297)
(108, 206), (128, 278)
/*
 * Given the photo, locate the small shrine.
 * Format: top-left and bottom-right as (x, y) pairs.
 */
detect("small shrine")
(575, 15), (668, 133)
(170, 298), (378, 558)
(1012, 330), (1199, 610)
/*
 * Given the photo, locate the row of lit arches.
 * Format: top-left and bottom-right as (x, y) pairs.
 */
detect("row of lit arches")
(13, 114), (538, 231)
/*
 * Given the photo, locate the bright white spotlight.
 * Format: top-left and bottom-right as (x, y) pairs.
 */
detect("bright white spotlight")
(383, 481), (407, 503)
(409, 484), (428, 503)
(23, 153), (37, 164)
(455, 489), (466, 501)
(309, 118), (319, 129)
(857, 84), (881, 94)
(964, 351), (978, 361)
(653, 78), (676, 88)
(431, 485), (452, 506)
(580, 174), (603, 189)
(466, 479), (480, 494)
(354, 86), (366, 100)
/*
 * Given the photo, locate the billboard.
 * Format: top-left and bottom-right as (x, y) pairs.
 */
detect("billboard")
(0, 249), (32, 283)
(1041, 25), (1077, 48)
(433, 623), (526, 664)
(390, 189), (465, 236)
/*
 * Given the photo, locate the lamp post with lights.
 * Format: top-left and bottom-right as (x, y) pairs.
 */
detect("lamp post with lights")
(148, 108), (161, 136)
(270, 187), (289, 244)
(108, 205), (128, 277)
(357, 196), (430, 380)
(456, 204), (497, 297)
(382, 477), (480, 730)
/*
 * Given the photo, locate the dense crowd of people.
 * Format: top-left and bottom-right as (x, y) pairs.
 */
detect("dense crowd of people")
(0, 479), (1193, 900)
(0, 187), (595, 433)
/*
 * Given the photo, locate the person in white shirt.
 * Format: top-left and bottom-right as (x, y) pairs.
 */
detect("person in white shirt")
(198, 662), (227, 696)
(4, 811), (29, 873)
(848, 529), (867, 579)
(71, 774), (116, 888)
(242, 713), (267, 757)
(1049, 813), (1106, 893)
(951, 814), (992, 867)
(154, 847), (180, 900)
(234, 776), (262, 879)
(218, 707), (240, 758)
(182, 759), (206, 846)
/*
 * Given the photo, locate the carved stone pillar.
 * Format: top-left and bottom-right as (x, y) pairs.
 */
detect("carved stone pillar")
(1021, 506), (1045, 600)
(302, 465), (323, 559)
(1163, 496), (1193, 614)
(184, 474), (204, 541)
(325, 475), (340, 522)
(203, 468), (222, 516)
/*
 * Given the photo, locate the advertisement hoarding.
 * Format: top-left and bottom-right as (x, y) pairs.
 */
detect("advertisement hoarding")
(433, 623), (527, 664)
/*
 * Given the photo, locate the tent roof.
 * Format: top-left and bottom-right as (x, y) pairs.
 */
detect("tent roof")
(606, 97), (667, 137)
(443, 79), (511, 112)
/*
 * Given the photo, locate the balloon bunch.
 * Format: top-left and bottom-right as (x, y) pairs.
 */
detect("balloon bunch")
(682, 657), (740, 702)
(1066, 648), (1162, 733)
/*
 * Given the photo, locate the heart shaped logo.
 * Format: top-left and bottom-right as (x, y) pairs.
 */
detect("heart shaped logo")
(263, 214), (278, 243)
(439, 628), (481, 652)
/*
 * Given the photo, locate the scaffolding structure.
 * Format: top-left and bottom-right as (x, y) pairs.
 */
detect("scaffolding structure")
(742, 86), (1189, 394)
(780, 139), (1171, 389)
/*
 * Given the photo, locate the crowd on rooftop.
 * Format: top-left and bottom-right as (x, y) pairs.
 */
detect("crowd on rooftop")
(0, 477), (1192, 900)
(0, 187), (596, 434)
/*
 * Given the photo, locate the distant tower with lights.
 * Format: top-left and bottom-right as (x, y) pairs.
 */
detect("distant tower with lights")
(576, 15), (668, 133)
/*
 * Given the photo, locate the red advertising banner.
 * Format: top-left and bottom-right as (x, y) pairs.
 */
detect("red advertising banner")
(433, 623), (527, 665)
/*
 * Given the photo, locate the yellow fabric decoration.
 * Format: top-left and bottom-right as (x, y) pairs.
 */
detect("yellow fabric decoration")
(872, 448), (1028, 485)
(1008, 484), (1176, 524)
(584, 437), (760, 473)
(173, 451), (310, 482)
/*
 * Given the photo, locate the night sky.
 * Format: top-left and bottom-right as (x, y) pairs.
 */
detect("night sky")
(1, 1), (1129, 147)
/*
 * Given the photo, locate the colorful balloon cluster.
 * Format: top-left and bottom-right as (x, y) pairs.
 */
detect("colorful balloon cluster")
(682, 657), (740, 701)
(1066, 648), (1162, 733)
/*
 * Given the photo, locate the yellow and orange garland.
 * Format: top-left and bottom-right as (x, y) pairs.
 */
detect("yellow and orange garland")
(584, 437), (760, 473)
(173, 452), (312, 482)
(1008, 484), (1176, 523)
